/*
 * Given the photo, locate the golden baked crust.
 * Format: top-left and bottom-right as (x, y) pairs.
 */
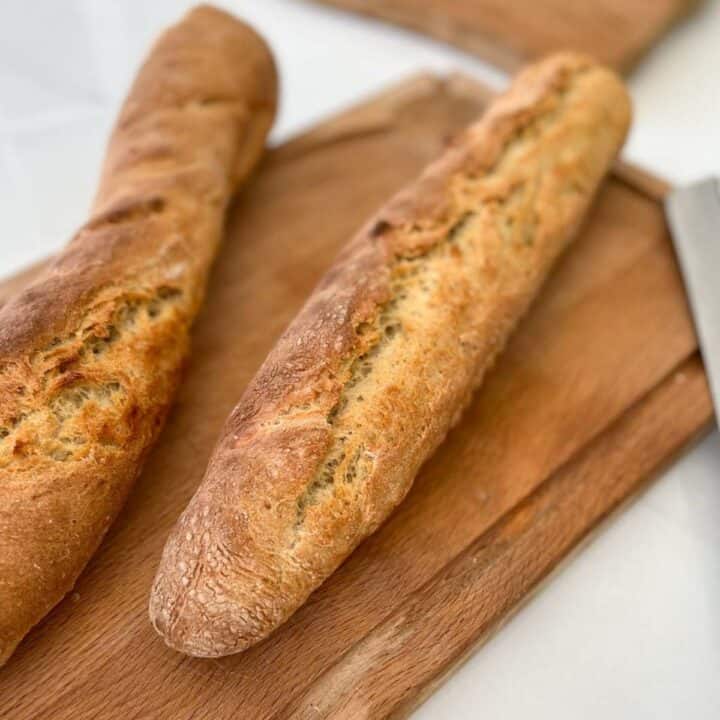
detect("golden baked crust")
(149, 53), (631, 657)
(0, 5), (277, 665)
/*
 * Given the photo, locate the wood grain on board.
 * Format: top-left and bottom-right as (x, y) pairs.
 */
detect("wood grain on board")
(310, 0), (701, 72)
(0, 74), (712, 719)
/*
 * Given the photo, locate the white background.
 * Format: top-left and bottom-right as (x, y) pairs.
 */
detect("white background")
(1, 1), (718, 717)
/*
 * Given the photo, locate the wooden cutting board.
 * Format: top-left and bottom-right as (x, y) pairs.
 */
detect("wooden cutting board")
(310, 0), (701, 72)
(0, 74), (712, 719)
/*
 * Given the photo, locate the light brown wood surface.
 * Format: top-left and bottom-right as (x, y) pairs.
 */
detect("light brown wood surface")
(0, 74), (712, 719)
(310, 0), (700, 72)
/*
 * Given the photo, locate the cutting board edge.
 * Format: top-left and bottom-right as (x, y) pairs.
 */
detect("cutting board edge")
(392, 362), (713, 720)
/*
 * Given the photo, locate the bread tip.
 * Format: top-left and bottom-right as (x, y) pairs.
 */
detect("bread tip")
(148, 572), (260, 659)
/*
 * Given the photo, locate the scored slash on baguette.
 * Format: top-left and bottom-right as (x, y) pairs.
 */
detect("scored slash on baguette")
(149, 52), (631, 658)
(0, 5), (277, 666)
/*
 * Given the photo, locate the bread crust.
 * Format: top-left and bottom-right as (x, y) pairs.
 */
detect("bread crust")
(150, 53), (631, 657)
(0, 5), (277, 665)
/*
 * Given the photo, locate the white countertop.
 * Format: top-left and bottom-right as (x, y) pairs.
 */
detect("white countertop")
(1, 1), (718, 716)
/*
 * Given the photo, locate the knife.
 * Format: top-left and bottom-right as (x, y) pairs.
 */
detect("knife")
(665, 178), (720, 418)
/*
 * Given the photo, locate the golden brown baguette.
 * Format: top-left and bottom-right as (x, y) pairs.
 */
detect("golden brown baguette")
(0, 5), (277, 666)
(150, 53), (631, 657)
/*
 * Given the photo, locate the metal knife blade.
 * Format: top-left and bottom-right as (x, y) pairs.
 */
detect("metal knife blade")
(665, 178), (720, 419)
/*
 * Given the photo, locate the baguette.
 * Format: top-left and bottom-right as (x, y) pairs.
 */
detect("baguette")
(150, 53), (631, 657)
(0, 5), (277, 665)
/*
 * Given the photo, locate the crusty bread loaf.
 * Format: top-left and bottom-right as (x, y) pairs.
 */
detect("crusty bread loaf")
(149, 53), (631, 658)
(0, 5), (277, 665)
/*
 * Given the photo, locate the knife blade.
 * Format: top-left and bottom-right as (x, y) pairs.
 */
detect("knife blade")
(665, 178), (720, 419)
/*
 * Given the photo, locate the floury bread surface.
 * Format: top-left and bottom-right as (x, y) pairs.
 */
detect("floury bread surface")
(0, 5), (277, 665)
(150, 53), (631, 657)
